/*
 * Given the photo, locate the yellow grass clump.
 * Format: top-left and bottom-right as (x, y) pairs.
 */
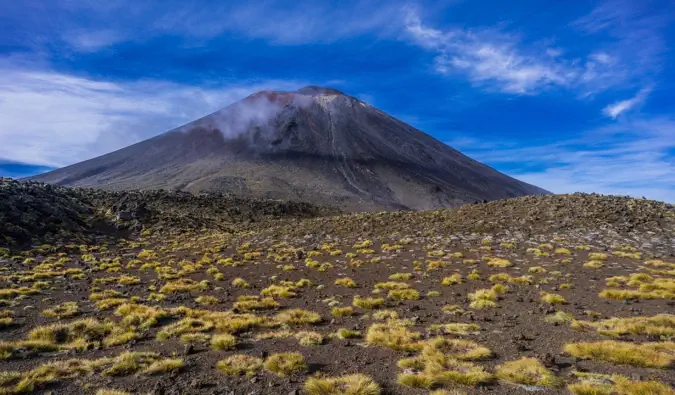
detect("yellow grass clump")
(564, 340), (675, 368)
(496, 357), (559, 387)
(304, 374), (381, 395)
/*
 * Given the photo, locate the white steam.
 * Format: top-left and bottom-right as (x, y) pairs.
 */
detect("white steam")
(178, 92), (316, 140)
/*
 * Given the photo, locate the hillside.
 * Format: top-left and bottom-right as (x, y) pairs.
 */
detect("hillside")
(1, 182), (674, 394)
(29, 86), (548, 210)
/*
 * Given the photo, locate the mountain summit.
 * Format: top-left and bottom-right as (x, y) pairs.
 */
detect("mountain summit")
(30, 86), (548, 210)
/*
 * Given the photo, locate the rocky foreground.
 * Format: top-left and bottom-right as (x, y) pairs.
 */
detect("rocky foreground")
(1, 180), (674, 394)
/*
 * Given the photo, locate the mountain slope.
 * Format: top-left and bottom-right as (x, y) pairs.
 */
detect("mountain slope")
(30, 86), (548, 210)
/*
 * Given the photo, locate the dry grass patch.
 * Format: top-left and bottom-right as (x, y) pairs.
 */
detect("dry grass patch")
(156, 318), (214, 340)
(304, 373), (381, 395)
(468, 289), (497, 309)
(496, 357), (559, 387)
(571, 314), (675, 338)
(335, 278), (357, 288)
(233, 296), (279, 312)
(388, 289), (420, 301)
(365, 323), (422, 351)
(541, 292), (566, 305)
(422, 337), (492, 361)
(331, 306), (356, 317)
(296, 331), (324, 346)
(264, 352), (308, 376)
(274, 309), (322, 326)
(211, 333), (237, 350)
(216, 354), (263, 377)
(564, 340), (675, 368)
(336, 328), (361, 339)
(353, 296), (384, 309)
(41, 301), (79, 319)
(441, 274), (462, 286)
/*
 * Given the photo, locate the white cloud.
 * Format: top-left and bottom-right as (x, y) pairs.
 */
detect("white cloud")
(404, 11), (588, 94)
(0, 63), (304, 167)
(452, 118), (675, 203)
(602, 86), (652, 118)
(404, 1), (665, 96)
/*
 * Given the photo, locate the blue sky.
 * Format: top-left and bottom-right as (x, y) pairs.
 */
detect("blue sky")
(1, 0), (674, 202)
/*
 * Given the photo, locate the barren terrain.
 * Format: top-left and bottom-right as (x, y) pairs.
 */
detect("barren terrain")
(1, 180), (674, 395)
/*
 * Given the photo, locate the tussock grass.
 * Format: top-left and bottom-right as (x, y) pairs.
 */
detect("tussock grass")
(468, 289), (497, 309)
(372, 310), (398, 320)
(216, 354), (263, 376)
(564, 340), (675, 368)
(274, 309), (322, 326)
(496, 357), (559, 387)
(374, 282), (410, 290)
(387, 289), (420, 301)
(296, 331), (324, 346)
(261, 285), (296, 298)
(571, 314), (675, 338)
(156, 318), (214, 340)
(263, 352), (308, 376)
(541, 292), (566, 305)
(389, 273), (413, 280)
(335, 278), (357, 288)
(441, 274), (462, 286)
(304, 373), (381, 395)
(337, 328), (361, 339)
(211, 333), (237, 350)
(41, 301), (79, 319)
(486, 258), (512, 268)
(233, 296), (279, 312)
(397, 355), (493, 388)
(353, 296), (384, 309)
(422, 337), (492, 361)
(231, 278), (249, 288)
(141, 358), (184, 375)
(331, 306), (356, 317)
(365, 323), (422, 351)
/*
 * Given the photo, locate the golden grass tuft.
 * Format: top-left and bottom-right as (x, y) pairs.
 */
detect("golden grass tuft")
(274, 309), (322, 326)
(211, 333), (237, 350)
(331, 306), (356, 317)
(263, 352), (308, 376)
(304, 373), (381, 395)
(353, 296), (385, 309)
(387, 289), (420, 301)
(423, 337), (491, 361)
(441, 274), (462, 286)
(41, 301), (79, 319)
(335, 277), (357, 288)
(541, 292), (566, 305)
(564, 340), (675, 368)
(337, 328), (361, 339)
(296, 331), (324, 346)
(216, 354), (263, 376)
(365, 323), (422, 351)
(496, 357), (559, 387)
(571, 314), (675, 338)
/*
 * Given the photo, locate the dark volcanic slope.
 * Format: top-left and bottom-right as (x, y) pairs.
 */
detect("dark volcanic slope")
(31, 86), (548, 210)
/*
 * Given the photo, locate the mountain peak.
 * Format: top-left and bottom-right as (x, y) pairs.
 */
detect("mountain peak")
(296, 86), (344, 96)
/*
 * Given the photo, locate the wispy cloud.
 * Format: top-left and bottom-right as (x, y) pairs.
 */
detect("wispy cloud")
(603, 86), (652, 118)
(404, 11), (571, 94)
(0, 61), (304, 167)
(451, 117), (675, 203)
(404, 0), (667, 96)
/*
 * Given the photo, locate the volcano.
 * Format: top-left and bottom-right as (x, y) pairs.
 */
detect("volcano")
(30, 86), (548, 210)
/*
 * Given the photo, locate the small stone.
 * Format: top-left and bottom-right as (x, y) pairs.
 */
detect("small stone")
(183, 343), (194, 356)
